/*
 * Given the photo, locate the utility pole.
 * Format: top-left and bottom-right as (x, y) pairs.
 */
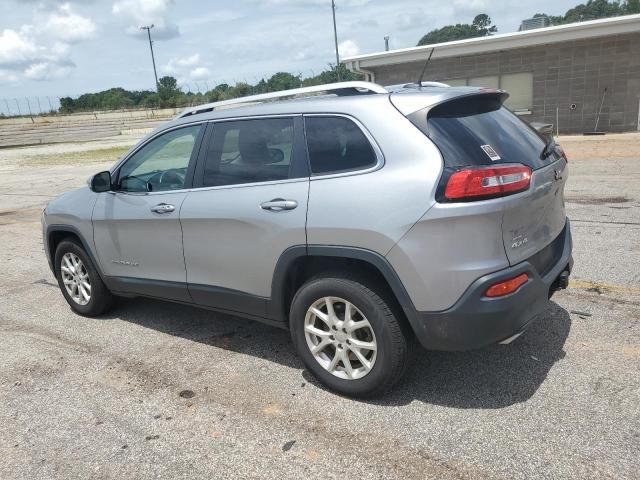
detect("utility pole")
(140, 24), (159, 91)
(331, 0), (340, 81)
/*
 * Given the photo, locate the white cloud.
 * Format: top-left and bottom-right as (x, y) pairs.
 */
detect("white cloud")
(396, 9), (426, 30)
(0, 69), (19, 82)
(24, 61), (73, 81)
(338, 39), (360, 58)
(176, 53), (200, 68)
(163, 53), (201, 75)
(112, 0), (180, 39)
(189, 66), (209, 80)
(44, 3), (96, 43)
(0, 28), (38, 67)
(0, 7), (86, 82)
(453, 0), (488, 11)
(162, 53), (209, 83)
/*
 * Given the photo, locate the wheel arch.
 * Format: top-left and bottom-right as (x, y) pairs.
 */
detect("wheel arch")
(46, 225), (105, 280)
(269, 245), (419, 330)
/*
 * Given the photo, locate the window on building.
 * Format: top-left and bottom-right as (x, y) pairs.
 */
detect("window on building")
(439, 73), (534, 112)
(468, 75), (500, 89)
(500, 72), (533, 112)
(441, 78), (467, 86)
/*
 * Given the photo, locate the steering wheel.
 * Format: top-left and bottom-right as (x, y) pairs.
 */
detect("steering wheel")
(147, 169), (185, 191)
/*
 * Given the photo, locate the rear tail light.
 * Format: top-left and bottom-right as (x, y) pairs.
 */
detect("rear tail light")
(444, 164), (532, 201)
(485, 273), (529, 298)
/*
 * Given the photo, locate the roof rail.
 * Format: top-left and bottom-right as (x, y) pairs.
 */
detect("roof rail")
(176, 81), (388, 119)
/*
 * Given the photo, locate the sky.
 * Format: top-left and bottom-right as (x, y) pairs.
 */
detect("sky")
(0, 0), (582, 103)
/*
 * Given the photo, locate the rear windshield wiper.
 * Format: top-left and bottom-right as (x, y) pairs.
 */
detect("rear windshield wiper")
(540, 138), (556, 160)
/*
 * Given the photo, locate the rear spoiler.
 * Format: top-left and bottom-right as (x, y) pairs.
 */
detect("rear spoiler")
(392, 90), (509, 136)
(390, 88), (509, 117)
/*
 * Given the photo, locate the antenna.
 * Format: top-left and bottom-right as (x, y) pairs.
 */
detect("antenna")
(416, 48), (435, 86)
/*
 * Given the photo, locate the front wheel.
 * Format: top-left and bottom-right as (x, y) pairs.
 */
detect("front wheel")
(290, 276), (411, 398)
(54, 239), (115, 316)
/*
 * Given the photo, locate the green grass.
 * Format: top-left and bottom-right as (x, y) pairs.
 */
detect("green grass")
(21, 145), (132, 167)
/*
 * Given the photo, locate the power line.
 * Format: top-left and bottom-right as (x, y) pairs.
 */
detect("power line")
(140, 24), (159, 91)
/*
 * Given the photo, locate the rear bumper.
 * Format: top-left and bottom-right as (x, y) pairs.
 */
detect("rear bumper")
(411, 219), (573, 351)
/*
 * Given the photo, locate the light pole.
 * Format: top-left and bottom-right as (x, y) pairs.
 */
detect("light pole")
(384, 35), (390, 51)
(140, 24), (159, 91)
(331, 0), (340, 81)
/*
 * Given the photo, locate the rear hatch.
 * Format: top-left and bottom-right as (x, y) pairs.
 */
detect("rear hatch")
(399, 91), (568, 267)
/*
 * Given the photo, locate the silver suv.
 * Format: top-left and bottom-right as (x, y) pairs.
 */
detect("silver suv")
(42, 81), (572, 397)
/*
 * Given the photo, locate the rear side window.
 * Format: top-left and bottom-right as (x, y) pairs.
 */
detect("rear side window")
(202, 118), (294, 187)
(305, 116), (377, 175)
(415, 94), (551, 170)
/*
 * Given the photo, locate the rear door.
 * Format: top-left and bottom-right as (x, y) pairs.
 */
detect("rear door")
(407, 92), (567, 265)
(180, 116), (309, 317)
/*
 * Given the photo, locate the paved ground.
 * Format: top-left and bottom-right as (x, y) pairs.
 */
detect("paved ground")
(0, 133), (639, 479)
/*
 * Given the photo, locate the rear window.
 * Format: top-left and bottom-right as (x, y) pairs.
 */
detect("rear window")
(414, 94), (551, 170)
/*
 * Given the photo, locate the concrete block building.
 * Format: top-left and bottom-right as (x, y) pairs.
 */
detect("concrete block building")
(344, 14), (640, 134)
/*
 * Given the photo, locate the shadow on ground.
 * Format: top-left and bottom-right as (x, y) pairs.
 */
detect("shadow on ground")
(105, 298), (571, 409)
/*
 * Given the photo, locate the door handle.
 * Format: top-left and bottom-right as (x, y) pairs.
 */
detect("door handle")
(151, 203), (176, 214)
(260, 198), (298, 212)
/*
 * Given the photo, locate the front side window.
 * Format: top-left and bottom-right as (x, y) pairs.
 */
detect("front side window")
(202, 118), (294, 187)
(305, 116), (377, 175)
(118, 124), (201, 192)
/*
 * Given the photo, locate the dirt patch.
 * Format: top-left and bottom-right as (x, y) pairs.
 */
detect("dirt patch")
(565, 195), (630, 205)
(19, 146), (130, 167)
(558, 132), (640, 161)
(0, 207), (44, 224)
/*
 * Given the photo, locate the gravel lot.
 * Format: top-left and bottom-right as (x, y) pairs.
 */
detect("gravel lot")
(1, 133), (639, 479)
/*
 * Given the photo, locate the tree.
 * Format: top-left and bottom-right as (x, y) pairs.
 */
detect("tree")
(472, 14), (497, 35)
(302, 63), (361, 86)
(535, 0), (638, 25)
(59, 97), (75, 114)
(266, 72), (302, 92)
(46, 65), (364, 115)
(158, 76), (178, 91)
(417, 14), (497, 46)
(157, 75), (180, 105)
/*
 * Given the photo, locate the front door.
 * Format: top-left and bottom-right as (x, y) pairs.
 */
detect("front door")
(92, 124), (204, 302)
(180, 116), (309, 318)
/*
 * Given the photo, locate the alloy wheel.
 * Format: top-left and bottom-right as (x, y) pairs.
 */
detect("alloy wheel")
(304, 296), (377, 380)
(60, 252), (91, 306)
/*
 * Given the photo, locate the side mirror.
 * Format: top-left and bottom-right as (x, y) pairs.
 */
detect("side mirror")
(90, 171), (112, 193)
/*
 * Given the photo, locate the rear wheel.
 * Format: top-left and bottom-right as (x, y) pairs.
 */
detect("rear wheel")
(290, 275), (411, 397)
(54, 240), (115, 316)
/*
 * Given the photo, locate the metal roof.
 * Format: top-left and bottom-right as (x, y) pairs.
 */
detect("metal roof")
(344, 14), (640, 69)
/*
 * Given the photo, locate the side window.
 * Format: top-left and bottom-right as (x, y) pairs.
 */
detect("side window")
(305, 116), (377, 175)
(202, 118), (294, 187)
(118, 124), (201, 192)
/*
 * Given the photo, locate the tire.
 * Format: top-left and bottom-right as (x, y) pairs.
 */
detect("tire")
(54, 239), (115, 316)
(290, 275), (411, 398)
